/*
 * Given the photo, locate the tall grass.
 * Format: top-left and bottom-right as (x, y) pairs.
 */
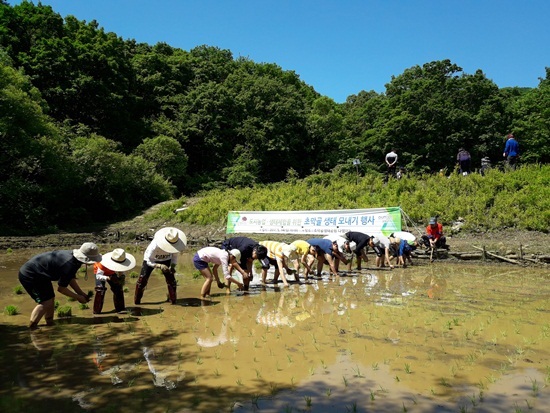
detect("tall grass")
(153, 165), (550, 232)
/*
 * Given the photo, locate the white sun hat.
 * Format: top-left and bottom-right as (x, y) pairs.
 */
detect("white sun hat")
(154, 227), (187, 253)
(73, 242), (102, 264)
(229, 249), (242, 262)
(101, 248), (137, 272)
(282, 244), (298, 260)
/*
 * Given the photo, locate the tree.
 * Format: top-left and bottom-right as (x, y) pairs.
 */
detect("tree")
(133, 135), (188, 191)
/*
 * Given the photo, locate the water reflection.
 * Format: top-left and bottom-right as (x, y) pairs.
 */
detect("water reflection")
(1, 248), (549, 412)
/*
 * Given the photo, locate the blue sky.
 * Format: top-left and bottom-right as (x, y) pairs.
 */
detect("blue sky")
(13, 0), (550, 103)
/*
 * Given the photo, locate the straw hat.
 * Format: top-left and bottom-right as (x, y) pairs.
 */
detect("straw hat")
(229, 249), (241, 262)
(73, 242), (102, 264)
(282, 244), (298, 260)
(101, 248), (137, 272)
(154, 227), (187, 253)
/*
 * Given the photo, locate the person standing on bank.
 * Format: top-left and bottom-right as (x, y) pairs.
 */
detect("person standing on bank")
(385, 148), (398, 181)
(134, 227), (186, 305)
(18, 242), (101, 329)
(503, 134), (520, 170)
(456, 147), (471, 175)
(93, 248), (136, 314)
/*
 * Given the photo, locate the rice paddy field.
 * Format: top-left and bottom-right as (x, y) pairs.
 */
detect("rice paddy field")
(1, 248), (549, 413)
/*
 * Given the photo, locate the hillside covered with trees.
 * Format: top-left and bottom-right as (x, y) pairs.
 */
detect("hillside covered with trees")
(1, 1), (549, 235)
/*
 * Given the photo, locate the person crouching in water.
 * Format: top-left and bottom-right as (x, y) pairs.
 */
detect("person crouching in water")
(93, 248), (136, 314)
(18, 242), (101, 329)
(135, 227), (186, 305)
(193, 247), (246, 297)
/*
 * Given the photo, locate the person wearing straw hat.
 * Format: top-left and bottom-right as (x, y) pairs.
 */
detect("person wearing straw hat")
(193, 247), (246, 298)
(259, 241), (299, 286)
(18, 242), (102, 329)
(93, 248), (136, 314)
(134, 227), (186, 305)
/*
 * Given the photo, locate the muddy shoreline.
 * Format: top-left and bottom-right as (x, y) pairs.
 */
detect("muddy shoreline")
(1, 222), (549, 266)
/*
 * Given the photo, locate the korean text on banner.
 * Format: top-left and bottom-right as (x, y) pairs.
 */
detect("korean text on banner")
(226, 207), (401, 236)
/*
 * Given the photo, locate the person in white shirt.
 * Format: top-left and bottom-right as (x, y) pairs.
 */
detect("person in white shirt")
(134, 227), (186, 305)
(193, 247), (246, 298)
(368, 235), (394, 269)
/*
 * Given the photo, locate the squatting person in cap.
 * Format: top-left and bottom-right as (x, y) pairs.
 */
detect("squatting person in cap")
(18, 242), (102, 329)
(421, 217), (449, 250)
(193, 247), (247, 297)
(135, 227), (186, 305)
(93, 248), (136, 314)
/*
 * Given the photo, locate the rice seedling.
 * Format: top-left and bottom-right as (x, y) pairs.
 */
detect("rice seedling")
(13, 285), (23, 295)
(370, 390), (375, 401)
(325, 388), (331, 397)
(303, 395), (312, 408)
(57, 305), (72, 318)
(4, 305), (18, 315)
(346, 402), (358, 412)
(404, 363), (412, 374)
(79, 303), (89, 310)
(530, 378), (539, 396)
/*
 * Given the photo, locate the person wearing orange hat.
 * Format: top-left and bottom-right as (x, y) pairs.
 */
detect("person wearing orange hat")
(134, 227), (186, 305)
(93, 248), (136, 314)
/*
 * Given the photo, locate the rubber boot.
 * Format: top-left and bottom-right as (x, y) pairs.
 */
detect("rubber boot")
(134, 275), (149, 304)
(112, 285), (126, 313)
(93, 286), (106, 314)
(167, 282), (177, 304)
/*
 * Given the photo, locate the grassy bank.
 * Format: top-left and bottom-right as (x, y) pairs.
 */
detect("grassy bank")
(152, 164), (550, 233)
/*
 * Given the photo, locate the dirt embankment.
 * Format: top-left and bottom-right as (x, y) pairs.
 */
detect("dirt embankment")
(1, 201), (549, 263)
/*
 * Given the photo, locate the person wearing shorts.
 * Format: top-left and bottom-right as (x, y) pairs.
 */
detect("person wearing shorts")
(18, 242), (101, 329)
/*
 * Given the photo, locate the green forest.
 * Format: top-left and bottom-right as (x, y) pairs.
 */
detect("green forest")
(1, 1), (549, 235)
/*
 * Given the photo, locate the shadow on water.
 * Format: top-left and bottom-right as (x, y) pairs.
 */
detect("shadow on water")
(1, 248), (549, 412)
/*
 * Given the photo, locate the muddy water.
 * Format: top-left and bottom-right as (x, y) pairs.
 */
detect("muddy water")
(1, 247), (549, 413)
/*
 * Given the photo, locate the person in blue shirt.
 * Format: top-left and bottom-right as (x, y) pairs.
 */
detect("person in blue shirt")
(306, 238), (340, 277)
(503, 134), (519, 170)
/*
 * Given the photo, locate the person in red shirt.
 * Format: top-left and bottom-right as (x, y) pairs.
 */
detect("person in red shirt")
(421, 217), (449, 250)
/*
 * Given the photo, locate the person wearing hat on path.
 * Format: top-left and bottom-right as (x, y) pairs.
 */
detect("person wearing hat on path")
(193, 247), (246, 297)
(93, 248), (136, 314)
(134, 227), (186, 305)
(18, 242), (102, 329)
(503, 133), (519, 170)
(259, 241), (299, 286)
(421, 217), (449, 250)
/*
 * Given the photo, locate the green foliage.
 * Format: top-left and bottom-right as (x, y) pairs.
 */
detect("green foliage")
(133, 135), (188, 188)
(165, 165), (550, 232)
(1, 2), (549, 235)
(4, 305), (18, 315)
